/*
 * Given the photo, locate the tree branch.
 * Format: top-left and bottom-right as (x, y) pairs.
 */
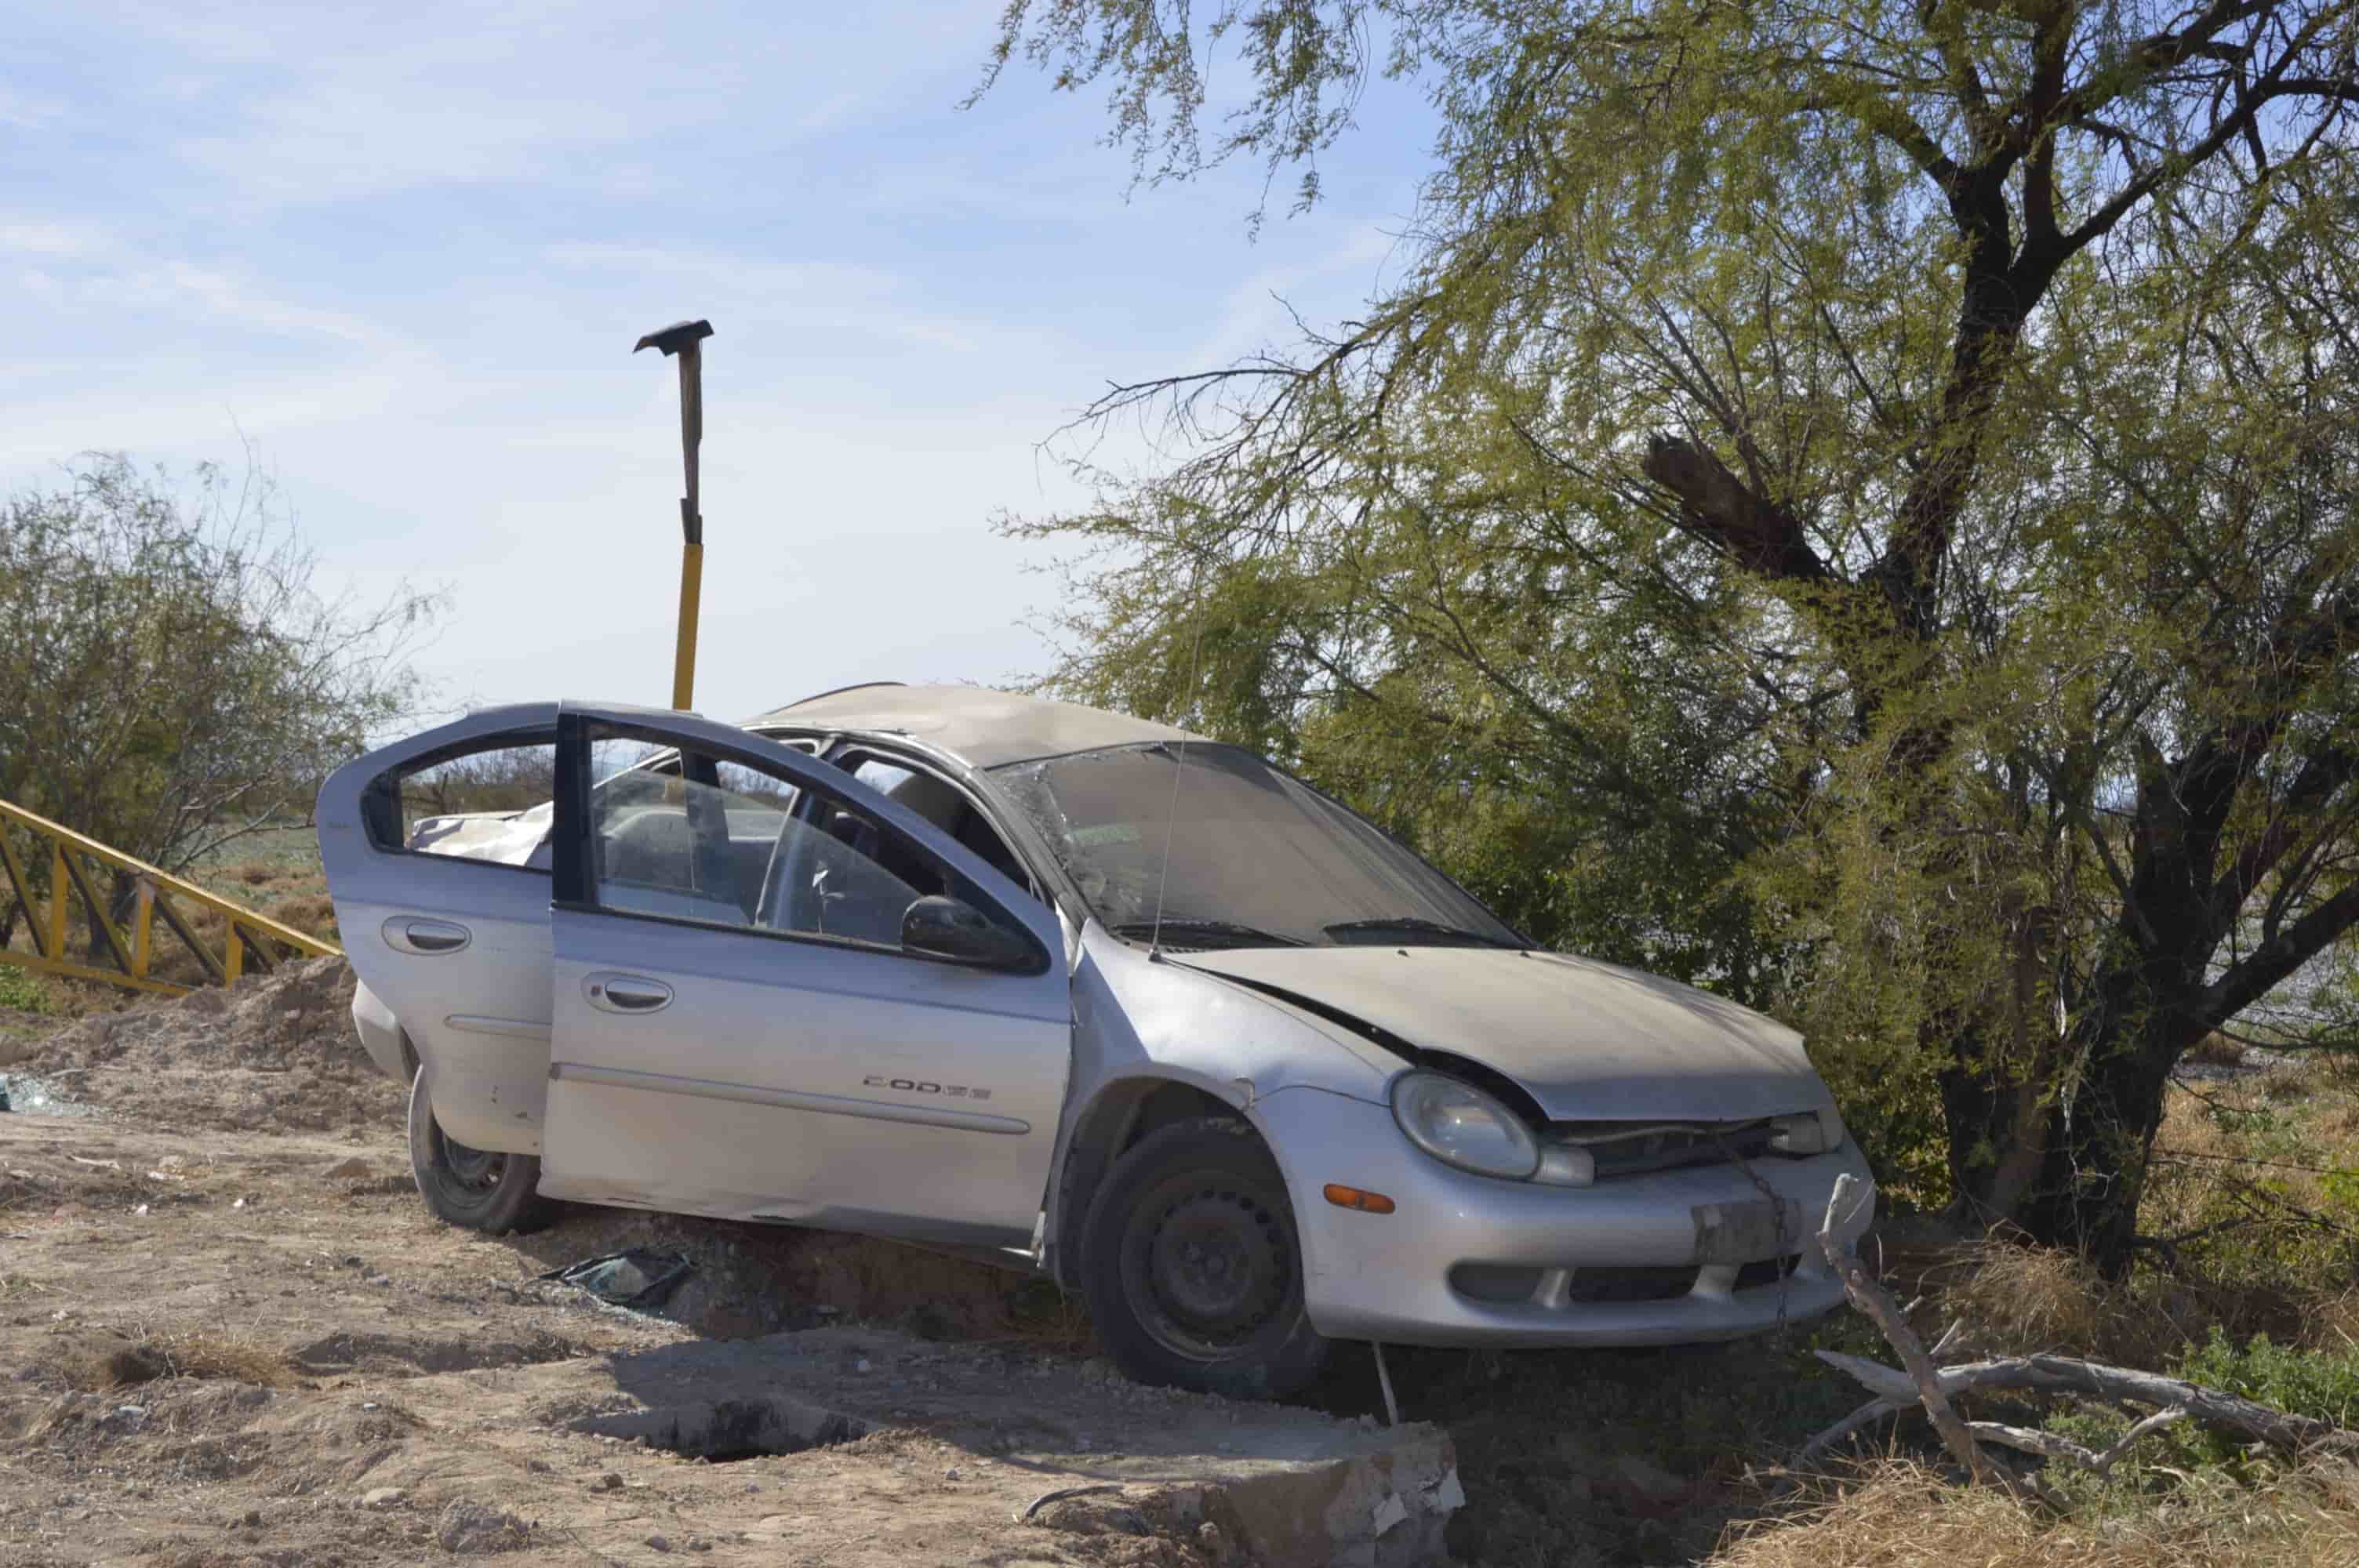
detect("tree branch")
(1640, 436), (1836, 583)
(2201, 877), (2359, 1026)
(1817, 1174), (2016, 1490)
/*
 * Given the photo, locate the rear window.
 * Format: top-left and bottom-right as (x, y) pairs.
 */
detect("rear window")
(364, 735), (558, 870)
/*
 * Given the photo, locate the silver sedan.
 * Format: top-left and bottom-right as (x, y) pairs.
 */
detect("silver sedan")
(318, 683), (1874, 1398)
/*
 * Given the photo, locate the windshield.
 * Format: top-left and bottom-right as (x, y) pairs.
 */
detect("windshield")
(990, 742), (1525, 950)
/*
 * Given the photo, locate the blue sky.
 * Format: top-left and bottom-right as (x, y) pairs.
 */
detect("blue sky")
(4, 1), (1436, 722)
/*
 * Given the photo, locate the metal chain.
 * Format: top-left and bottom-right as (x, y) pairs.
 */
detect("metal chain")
(1712, 1129), (1794, 1335)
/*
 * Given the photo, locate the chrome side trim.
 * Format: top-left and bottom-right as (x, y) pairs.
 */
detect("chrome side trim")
(547, 1062), (1032, 1136)
(445, 1014), (554, 1040)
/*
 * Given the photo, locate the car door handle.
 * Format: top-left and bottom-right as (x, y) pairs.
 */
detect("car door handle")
(385, 917), (471, 955)
(586, 974), (674, 1014)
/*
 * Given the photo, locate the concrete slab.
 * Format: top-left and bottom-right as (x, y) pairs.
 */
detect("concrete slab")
(489, 1327), (1460, 1566)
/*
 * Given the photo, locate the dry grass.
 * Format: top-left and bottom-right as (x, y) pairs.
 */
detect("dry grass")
(1927, 1057), (2359, 1366)
(1712, 1460), (2359, 1568)
(61, 1329), (300, 1391)
(1935, 1240), (2187, 1367)
(2183, 1031), (2248, 1068)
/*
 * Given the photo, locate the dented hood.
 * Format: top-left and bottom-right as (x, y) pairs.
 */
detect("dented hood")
(1176, 946), (1830, 1123)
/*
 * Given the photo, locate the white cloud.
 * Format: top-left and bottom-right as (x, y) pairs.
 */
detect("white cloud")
(542, 243), (994, 355)
(3, 0), (1441, 721)
(0, 86), (64, 129)
(0, 220), (112, 260)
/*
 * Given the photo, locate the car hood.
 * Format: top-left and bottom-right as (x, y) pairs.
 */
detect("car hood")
(1176, 946), (1828, 1123)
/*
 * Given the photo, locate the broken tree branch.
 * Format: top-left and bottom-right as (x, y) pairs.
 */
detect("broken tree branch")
(1817, 1174), (2016, 1491)
(1816, 1351), (2359, 1459)
(1795, 1396), (1909, 1468)
(1790, 1319), (1969, 1470)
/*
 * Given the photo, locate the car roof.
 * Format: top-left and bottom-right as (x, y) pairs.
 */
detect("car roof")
(740, 682), (1209, 770)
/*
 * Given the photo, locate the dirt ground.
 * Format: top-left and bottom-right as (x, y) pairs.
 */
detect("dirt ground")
(0, 964), (1871, 1568)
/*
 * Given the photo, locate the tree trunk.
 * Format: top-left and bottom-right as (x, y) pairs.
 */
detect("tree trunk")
(1944, 933), (2203, 1276)
(2016, 1031), (2179, 1275)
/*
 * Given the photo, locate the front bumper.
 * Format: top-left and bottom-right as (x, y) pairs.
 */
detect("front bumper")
(1258, 1087), (1874, 1348)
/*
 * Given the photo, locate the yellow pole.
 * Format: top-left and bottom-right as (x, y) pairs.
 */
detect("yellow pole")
(672, 539), (704, 711)
(132, 880), (153, 978)
(635, 318), (712, 713)
(47, 843), (67, 958)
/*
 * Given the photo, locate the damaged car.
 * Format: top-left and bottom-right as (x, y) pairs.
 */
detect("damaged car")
(317, 684), (1874, 1397)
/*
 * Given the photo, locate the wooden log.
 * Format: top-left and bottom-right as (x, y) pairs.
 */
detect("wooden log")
(1815, 1349), (2359, 1458)
(1817, 1173), (2015, 1490)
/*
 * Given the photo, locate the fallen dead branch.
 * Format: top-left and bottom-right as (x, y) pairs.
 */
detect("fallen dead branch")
(1805, 1172), (2359, 1479)
(1961, 1407), (2190, 1475)
(1814, 1348), (2359, 1459)
(1815, 1174), (2019, 1491)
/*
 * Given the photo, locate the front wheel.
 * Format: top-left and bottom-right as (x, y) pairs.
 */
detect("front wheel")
(1080, 1117), (1331, 1399)
(406, 1070), (554, 1234)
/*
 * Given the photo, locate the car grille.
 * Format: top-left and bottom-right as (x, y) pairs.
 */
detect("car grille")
(1563, 1265), (1699, 1304)
(1445, 1253), (1805, 1307)
(1736, 1253), (1803, 1291)
(1543, 1118), (1780, 1179)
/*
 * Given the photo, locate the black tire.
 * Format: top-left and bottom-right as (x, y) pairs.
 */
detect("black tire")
(1080, 1116), (1331, 1399)
(407, 1069), (554, 1234)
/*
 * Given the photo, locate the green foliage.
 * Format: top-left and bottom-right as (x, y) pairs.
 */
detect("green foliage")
(0, 966), (52, 1014)
(0, 455), (440, 881)
(2178, 1330), (2359, 1457)
(983, 0), (2359, 1248)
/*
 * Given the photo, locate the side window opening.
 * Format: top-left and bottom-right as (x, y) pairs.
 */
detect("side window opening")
(835, 752), (1037, 902)
(579, 724), (1034, 960)
(365, 733), (559, 872)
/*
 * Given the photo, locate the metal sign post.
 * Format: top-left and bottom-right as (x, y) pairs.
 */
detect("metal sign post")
(634, 318), (714, 710)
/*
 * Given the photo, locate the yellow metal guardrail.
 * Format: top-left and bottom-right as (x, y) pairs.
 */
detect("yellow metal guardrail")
(0, 799), (340, 996)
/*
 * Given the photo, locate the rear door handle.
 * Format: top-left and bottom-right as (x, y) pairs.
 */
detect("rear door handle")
(386, 917), (471, 955)
(586, 973), (674, 1014)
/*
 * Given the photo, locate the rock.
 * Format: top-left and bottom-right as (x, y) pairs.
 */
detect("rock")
(437, 1499), (530, 1554)
(1608, 1454), (1692, 1512)
(360, 1486), (407, 1509)
(646, 1534), (672, 1552)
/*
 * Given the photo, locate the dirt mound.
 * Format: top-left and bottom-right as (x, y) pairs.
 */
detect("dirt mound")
(16, 958), (402, 1135)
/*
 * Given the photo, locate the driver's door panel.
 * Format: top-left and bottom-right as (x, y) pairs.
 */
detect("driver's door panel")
(540, 708), (1071, 1247)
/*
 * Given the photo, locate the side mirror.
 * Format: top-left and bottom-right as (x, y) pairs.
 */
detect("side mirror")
(901, 895), (1037, 971)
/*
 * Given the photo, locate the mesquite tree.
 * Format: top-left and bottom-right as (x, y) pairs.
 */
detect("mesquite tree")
(0, 456), (439, 906)
(978, 0), (2359, 1266)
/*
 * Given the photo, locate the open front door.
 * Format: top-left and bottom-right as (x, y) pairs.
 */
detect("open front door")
(539, 703), (1071, 1248)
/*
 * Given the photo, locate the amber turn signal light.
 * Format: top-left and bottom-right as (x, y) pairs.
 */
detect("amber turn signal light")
(1323, 1183), (1396, 1214)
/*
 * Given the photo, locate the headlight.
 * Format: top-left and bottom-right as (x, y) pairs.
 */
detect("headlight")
(1391, 1071), (1539, 1180)
(1769, 1109), (1845, 1156)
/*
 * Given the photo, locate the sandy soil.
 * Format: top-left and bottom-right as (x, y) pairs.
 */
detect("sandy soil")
(0, 962), (1827, 1568)
(0, 965), (1456, 1568)
(0, 1096), (1338, 1566)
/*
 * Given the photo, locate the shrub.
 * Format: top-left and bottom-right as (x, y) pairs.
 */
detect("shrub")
(2177, 1328), (2359, 1432)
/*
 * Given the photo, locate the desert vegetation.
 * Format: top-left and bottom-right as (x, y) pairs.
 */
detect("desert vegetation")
(977, 0), (2359, 1558)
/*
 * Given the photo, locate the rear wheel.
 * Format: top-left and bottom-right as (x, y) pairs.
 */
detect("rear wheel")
(1081, 1117), (1330, 1399)
(407, 1070), (553, 1234)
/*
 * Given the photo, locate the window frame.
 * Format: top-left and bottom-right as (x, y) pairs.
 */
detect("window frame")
(552, 713), (1051, 975)
(823, 742), (1044, 905)
(359, 725), (560, 879)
